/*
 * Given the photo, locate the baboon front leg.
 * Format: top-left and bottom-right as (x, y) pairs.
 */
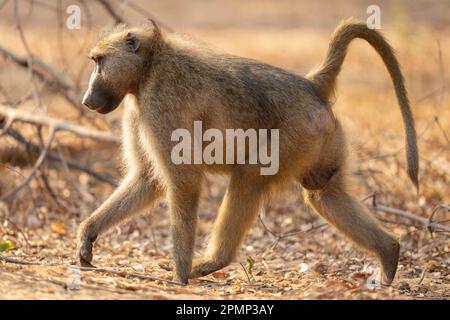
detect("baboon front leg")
(167, 179), (202, 285)
(76, 174), (163, 266)
(303, 173), (400, 285)
(190, 173), (265, 279)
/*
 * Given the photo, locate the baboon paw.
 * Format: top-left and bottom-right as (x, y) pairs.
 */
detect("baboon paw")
(189, 258), (225, 279)
(381, 240), (400, 285)
(76, 238), (94, 267)
(172, 275), (189, 285)
(80, 259), (96, 268)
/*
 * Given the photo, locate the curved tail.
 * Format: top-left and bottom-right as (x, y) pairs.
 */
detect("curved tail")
(307, 18), (419, 189)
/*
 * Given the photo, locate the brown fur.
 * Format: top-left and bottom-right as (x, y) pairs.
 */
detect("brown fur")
(76, 19), (418, 285)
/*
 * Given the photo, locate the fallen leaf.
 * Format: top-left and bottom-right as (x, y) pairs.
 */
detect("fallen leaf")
(212, 271), (229, 279)
(51, 221), (68, 236)
(0, 240), (14, 251)
(132, 264), (144, 272)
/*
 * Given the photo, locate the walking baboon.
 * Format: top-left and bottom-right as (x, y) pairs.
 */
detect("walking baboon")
(77, 19), (418, 285)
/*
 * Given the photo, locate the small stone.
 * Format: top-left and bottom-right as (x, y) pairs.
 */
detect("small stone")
(132, 264), (144, 272)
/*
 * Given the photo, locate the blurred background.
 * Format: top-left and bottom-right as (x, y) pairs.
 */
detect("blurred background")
(0, 0), (448, 299)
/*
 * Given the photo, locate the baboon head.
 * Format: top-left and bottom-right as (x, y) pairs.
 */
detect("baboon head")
(82, 23), (162, 114)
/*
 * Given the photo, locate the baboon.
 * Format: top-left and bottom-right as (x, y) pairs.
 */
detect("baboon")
(77, 19), (418, 285)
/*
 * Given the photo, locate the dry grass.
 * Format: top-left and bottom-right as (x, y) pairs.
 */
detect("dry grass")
(0, 0), (448, 299)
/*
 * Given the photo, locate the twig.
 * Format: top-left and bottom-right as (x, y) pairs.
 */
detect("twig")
(5, 127), (116, 186)
(97, 0), (124, 24)
(1, 128), (55, 200)
(258, 212), (329, 257)
(0, 46), (73, 90)
(428, 205), (450, 232)
(239, 262), (252, 284)
(0, 104), (120, 143)
(70, 265), (183, 286)
(0, 254), (182, 286)
(13, 0), (42, 109)
(0, 254), (56, 266)
(370, 201), (450, 234)
(127, 1), (174, 32)
(0, 45), (85, 115)
(55, 137), (96, 204)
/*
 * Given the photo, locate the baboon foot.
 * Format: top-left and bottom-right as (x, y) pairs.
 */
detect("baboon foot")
(189, 257), (230, 279)
(76, 222), (97, 267)
(76, 238), (95, 267)
(172, 274), (189, 285)
(380, 239), (400, 285)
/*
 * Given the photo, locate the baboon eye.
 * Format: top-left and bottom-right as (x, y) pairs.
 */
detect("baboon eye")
(93, 56), (104, 64)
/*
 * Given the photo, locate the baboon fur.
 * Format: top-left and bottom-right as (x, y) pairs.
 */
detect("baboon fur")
(77, 19), (418, 285)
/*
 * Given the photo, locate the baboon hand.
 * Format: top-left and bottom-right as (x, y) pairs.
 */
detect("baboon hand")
(76, 222), (96, 268)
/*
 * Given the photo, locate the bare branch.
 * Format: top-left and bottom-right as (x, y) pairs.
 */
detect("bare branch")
(97, 0), (124, 24)
(72, 265), (183, 286)
(13, 0), (42, 109)
(0, 254), (56, 266)
(0, 45), (86, 115)
(369, 198), (450, 233)
(1, 128), (55, 200)
(5, 127), (116, 186)
(0, 104), (120, 143)
(127, 1), (174, 33)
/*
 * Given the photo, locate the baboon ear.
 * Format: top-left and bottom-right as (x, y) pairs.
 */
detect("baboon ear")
(148, 18), (162, 41)
(126, 32), (140, 53)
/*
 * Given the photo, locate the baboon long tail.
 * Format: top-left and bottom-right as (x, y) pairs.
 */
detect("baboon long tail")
(307, 18), (419, 189)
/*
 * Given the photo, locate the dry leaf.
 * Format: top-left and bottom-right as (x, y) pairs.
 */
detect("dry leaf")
(0, 240), (14, 251)
(51, 222), (68, 236)
(212, 271), (229, 279)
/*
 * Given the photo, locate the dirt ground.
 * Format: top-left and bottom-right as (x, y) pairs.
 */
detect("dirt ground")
(0, 0), (449, 299)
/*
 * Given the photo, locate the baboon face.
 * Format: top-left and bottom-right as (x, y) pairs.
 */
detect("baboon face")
(82, 32), (142, 114)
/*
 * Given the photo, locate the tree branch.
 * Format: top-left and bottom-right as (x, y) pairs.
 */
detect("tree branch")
(0, 104), (120, 143)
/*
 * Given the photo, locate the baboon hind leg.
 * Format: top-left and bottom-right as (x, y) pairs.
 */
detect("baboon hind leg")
(303, 170), (400, 285)
(190, 171), (266, 279)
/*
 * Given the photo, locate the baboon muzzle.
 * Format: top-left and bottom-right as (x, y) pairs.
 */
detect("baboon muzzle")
(82, 86), (121, 114)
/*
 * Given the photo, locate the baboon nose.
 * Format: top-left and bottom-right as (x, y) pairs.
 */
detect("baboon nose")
(82, 99), (91, 109)
(82, 93), (95, 110)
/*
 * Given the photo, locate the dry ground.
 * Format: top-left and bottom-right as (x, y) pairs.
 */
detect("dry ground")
(0, 0), (448, 299)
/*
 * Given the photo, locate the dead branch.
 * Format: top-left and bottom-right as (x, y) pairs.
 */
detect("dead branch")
(126, 1), (174, 33)
(0, 45), (85, 114)
(0, 254), (56, 266)
(5, 127), (116, 186)
(1, 128), (55, 200)
(0, 104), (120, 143)
(0, 254), (180, 286)
(0, 46), (72, 89)
(72, 265), (183, 286)
(13, 0), (42, 109)
(97, 0), (124, 24)
(0, 104), (118, 198)
(55, 137), (97, 204)
(370, 199), (450, 234)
